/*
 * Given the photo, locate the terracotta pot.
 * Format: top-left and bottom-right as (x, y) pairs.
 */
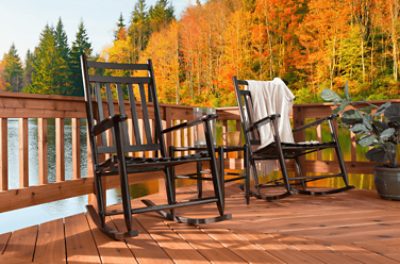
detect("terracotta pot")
(374, 166), (400, 200)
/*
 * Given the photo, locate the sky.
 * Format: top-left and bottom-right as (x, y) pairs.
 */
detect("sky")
(0, 0), (201, 61)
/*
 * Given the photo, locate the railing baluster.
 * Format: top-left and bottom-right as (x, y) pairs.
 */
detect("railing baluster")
(182, 120), (188, 156)
(0, 118), (7, 190)
(72, 118), (81, 180)
(19, 118), (29, 188)
(56, 118), (65, 182)
(87, 132), (94, 177)
(316, 123), (322, 160)
(38, 118), (48, 184)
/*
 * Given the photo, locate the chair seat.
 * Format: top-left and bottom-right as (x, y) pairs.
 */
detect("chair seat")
(97, 151), (210, 175)
(253, 141), (336, 159)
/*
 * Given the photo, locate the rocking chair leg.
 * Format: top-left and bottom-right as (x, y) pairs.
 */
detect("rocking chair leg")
(196, 161), (203, 199)
(244, 144), (250, 204)
(164, 167), (176, 217)
(328, 120), (352, 187)
(294, 157), (306, 190)
(205, 122), (224, 216)
(115, 123), (135, 235)
(93, 174), (106, 227)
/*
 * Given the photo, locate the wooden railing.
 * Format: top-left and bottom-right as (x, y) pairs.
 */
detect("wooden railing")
(0, 91), (398, 214)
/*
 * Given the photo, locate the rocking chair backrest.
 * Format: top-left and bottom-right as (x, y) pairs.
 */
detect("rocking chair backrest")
(81, 55), (166, 166)
(232, 77), (261, 147)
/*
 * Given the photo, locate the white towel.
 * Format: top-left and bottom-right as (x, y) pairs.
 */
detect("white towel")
(246, 78), (295, 175)
(247, 78), (295, 149)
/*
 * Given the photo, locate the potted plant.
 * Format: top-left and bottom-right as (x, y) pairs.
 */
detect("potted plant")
(321, 84), (400, 200)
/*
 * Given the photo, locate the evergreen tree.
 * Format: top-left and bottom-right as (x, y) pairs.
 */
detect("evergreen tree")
(70, 21), (92, 96)
(23, 49), (34, 89)
(149, 0), (175, 33)
(30, 25), (66, 94)
(55, 18), (71, 95)
(114, 13), (126, 40)
(128, 0), (151, 62)
(2, 44), (23, 92)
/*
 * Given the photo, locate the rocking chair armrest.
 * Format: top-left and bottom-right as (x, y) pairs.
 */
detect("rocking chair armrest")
(246, 114), (280, 133)
(91, 114), (128, 136)
(292, 114), (338, 133)
(161, 114), (218, 134)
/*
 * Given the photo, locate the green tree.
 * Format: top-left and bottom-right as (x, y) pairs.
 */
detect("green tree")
(29, 25), (66, 94)
(2, 44), (23, 92)
(114, 13), (126, 40)
(149, 0), (175, 33)
(70, 21), (92, 96)
(23, 49), (34, 89)
(55, 18), (71, 95)
(128, 0), (151, 62)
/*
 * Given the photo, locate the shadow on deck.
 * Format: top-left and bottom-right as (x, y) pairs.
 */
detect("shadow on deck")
(1, 183), (400, 263)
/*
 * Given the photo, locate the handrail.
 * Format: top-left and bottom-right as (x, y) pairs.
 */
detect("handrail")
(0, 91), (398, 213)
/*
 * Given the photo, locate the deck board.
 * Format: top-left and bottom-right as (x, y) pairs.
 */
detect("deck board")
(64, 214), (101, 264)
(1, 184), (400, 263)
(33, 219), (65, 264)
(136, 214), (209, 264)
(86, 214), (137, 264)
(0, 226), (37, 263)
(112, 215), (174, 264)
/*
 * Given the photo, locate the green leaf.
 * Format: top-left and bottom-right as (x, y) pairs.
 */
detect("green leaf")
(350, 123), (369, 133)
(333, 101), (349, 114)
(380, 128), (395, 141)
(374, 102), (391, 117)
(365, 147), (386, 163)
(321, 89), (342, 102)
(384, 103), (400, 122)
(363, 116), (372, 130)
(342, 109), (363, 125)
(344, 81), (350, 100)
(357, 135), (377, 147)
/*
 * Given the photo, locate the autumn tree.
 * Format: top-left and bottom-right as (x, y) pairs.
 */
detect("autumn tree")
(141, 21), (180, 104)
(101, 15), (133, 65)
(1, 44), (23, 92)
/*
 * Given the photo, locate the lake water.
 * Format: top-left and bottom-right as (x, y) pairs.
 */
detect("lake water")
(0, 119), (375, 234)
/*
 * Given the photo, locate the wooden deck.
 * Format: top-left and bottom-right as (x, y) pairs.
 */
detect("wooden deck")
(1, 184), (400, 264)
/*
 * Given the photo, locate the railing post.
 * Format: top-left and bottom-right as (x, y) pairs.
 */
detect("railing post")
(0, 118), (7, 191)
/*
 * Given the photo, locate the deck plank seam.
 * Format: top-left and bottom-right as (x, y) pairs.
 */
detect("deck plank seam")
(63, 218), (68, 264)
(31, 224), (40, 263)
(134, 215), (176, 263)
(84, 213), (105, 264)
(164, 221), (216, 263)
(197, 226), (252, 263)
(0, 232), (11, 255)
(109, 215), (139, 263)
(353, 243), (400, 263)
(227, 228), (287, 263)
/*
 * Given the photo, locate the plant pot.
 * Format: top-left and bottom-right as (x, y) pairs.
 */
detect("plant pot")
(374, 166), (400, 200)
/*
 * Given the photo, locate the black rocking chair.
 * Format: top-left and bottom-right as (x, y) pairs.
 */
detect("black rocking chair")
(233, 77), (354, 201)
(81, 54), (231, 240)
